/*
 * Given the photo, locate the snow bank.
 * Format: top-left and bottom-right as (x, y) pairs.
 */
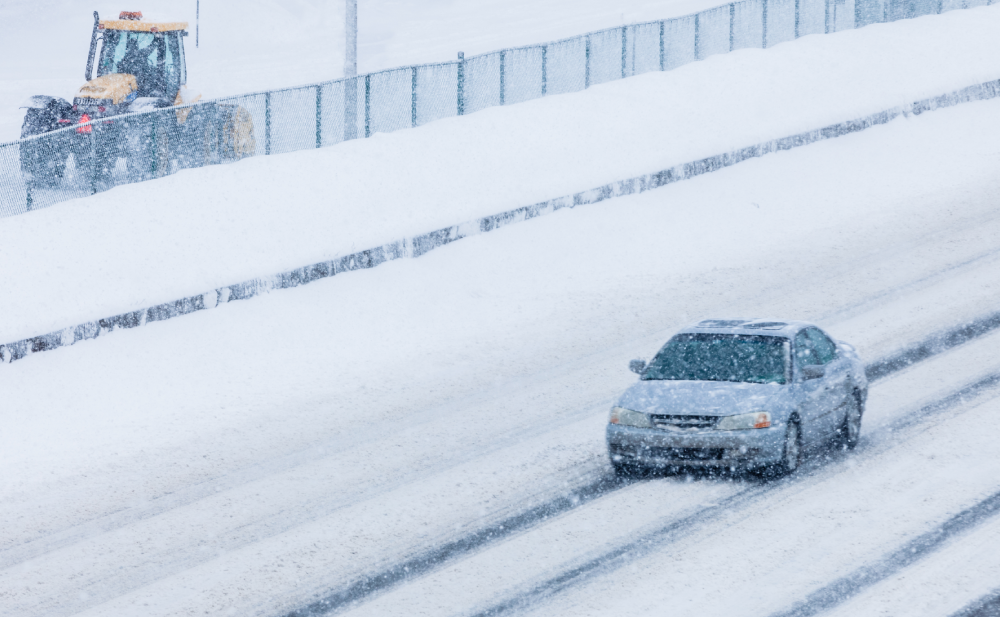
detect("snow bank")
(2, 6), (1000, 344)
(4, 75), (998, 364)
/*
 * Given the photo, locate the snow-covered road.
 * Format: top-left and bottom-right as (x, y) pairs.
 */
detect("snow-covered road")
(3, 90), (1000, 616)
(3, 4), (1000, 615)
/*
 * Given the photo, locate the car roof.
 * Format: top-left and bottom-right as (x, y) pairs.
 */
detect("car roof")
(677, 319), (816, 338)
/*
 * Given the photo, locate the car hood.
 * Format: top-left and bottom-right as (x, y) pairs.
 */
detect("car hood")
(616, 379), (783, 416)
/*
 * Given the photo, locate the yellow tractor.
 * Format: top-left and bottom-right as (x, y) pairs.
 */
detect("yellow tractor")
(20, 11), (255, 189)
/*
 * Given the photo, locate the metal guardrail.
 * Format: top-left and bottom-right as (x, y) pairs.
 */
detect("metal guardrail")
(0, 0), (975, 217)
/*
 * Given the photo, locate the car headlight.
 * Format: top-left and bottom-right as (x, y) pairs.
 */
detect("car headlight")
(609, 406), (652, 428)
(716, 411), (772, 430)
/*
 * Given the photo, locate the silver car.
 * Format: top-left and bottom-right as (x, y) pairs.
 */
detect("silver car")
(606, 319), (867, 476)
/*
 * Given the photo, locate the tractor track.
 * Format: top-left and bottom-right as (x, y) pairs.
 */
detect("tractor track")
(281, 311), (1000, 617)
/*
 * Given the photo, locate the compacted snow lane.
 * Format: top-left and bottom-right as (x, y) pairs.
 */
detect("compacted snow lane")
(335, 324), (1000, 617)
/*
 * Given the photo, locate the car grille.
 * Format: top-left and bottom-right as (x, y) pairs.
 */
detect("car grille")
(645, 447), (724, 461)
(649, 414), (719, 431)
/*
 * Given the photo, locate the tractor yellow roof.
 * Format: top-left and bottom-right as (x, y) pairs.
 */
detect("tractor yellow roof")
(99, 18), (188, 32)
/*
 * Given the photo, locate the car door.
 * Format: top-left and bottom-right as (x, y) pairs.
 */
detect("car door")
(806, 327), (851, 436)
(792, 330), (830, 447)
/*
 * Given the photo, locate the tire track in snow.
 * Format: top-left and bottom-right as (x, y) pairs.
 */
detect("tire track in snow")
(280, 314), (1000, 617)
(283, 475), (624, 617)
(459, 371), (1000, 617)
(768, 485), (1000, 617)
(953, 589), (1000, 617)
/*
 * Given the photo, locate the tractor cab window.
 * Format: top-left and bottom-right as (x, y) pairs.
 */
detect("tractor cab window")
(97, 30), (182, 99)
(164, 34), (183, 91)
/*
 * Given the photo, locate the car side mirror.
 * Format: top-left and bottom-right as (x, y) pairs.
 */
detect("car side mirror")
(802, 364), (825, 380)
(629, 359), (647, 375)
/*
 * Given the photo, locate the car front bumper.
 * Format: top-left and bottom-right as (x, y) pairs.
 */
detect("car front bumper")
(606, 423), (786, 469)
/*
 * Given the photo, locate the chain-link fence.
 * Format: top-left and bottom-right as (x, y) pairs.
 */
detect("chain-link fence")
(0, 0), (978, 218)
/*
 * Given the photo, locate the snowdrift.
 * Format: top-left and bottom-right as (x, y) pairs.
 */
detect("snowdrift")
(2, 6), (1000, 346)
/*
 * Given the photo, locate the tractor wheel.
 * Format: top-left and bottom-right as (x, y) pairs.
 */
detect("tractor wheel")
(72, 132), (118, 192)
(166, 103), (211, 170)
(19, 109), (68, 188)
(124, 115), (172, 182)
(217, 104), (257, 162)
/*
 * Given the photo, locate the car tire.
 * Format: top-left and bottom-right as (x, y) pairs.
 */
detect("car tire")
(838, 394), (863, 450)
(775, 419), (802, 477)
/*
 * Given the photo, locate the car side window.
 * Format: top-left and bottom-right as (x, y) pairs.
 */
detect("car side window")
(794, 331), (820, 368)
(806, 328), (837, 364)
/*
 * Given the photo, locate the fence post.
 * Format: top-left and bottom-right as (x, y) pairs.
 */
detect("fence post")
(457, 52), (465, 115)
(500, 50), (506, 105)
(795, 0), (801, 37)
(265, 92), (271, 155)
(364, 74), (371, 137)
(315, 85), (322, 149)
(344, 78), (358, 141)
(25, 183), (32, 211)
(152, 116), (159, 177)
(762, 0), (769, 48)
(659, 21), (665, 71)
(411, 67), (418, 127)
(695, 14), (701, 59)
(825, 0), (831, 33)
(89, 131), (97, 195)
(730, 3), (736, 51)
(621, 26), (627, 79)
(541, 45), (548, 95)
(585, 36), (591, 88)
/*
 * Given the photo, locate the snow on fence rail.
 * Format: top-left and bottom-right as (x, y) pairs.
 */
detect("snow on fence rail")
(2, 77), (998, 365)
(0, 0), (978, 217)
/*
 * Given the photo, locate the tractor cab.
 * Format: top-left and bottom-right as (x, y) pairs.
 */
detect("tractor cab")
(75, 12), (190, 118)
(18, 9), (253, 190)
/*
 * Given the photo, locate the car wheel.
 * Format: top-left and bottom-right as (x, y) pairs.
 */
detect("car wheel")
(777, 419), (802, 476)
(838, 395), (863, 450)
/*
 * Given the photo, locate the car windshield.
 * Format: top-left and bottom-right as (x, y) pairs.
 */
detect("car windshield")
(642, 333), (788, 384)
